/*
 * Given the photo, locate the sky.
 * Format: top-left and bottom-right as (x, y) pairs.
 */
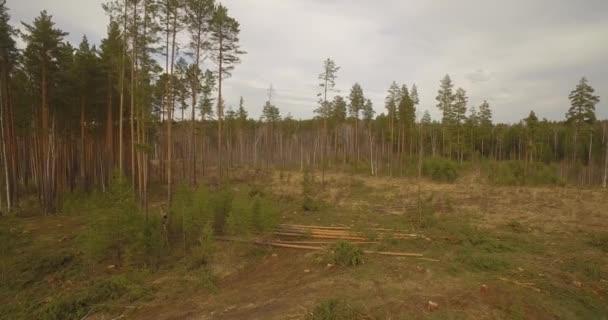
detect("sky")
(8, 0), (608, 123)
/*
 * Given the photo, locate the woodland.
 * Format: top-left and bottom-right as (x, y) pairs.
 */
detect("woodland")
(0, 0), (607, 319)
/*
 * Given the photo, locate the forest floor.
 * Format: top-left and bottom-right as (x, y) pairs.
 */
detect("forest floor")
(2, 170), (608, 319)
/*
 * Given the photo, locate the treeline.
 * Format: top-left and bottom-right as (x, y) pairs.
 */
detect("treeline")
(0, 0), (606, 215)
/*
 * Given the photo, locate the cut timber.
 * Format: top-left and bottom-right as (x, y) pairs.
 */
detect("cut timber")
(276, 240), (380, 245)
(280, 224), (350, 230)
(216, 237), (424, 258)
(263, 242), (323, 250)
(363, 250), (423, 257)
(274, 232), (368, 241)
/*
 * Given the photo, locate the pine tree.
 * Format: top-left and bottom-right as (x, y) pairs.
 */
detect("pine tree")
(209, 3), (244, 182)
(410, 84), (419, 107)
(567, 77), (599, 125)
(477, 100), (492, 157)
(331, 95), (347, 122)
(0, 0), (17, 211)
(348, 83), (365, 166)
(199, 69), (215, 120)
(421, 111), (432, 124)
(567, 77), (600, 165)
(21, 11), (69, 214)
(236, 96), (247, 121)
(99, 21), (123, 174)
(436, 74), (455, 124)
(316, 58), (339, 184)
(185, 0), (215, 184)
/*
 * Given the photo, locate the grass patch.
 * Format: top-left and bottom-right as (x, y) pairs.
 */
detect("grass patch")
(586, 231), (608, 253)
(328, 241), (364, 267)
(422, 158), (460, 183)
(38, 275), (149, 320)
(306, 299), (366, 320)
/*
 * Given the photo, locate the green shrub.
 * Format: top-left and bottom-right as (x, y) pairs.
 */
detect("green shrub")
(82, 173), (165, 268)
(456, 250), (509, 272)
(587, 232), (608, 253)
(40, 276), (148, 320)
(306, 299), (361, 320)
(210, 188), (233, 234)
(190, 223), (215, 268)
(422, 158), (460, 182)
(302, 167), (321, 211)
(251, 195), (279, 232)
(226, 191), (279, 236)
(486, 161), (562, 186)
(330, 241), (364, 267)
(226, 193), (252, 235)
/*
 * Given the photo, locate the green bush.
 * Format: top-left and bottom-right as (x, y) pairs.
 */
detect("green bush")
(82, 173), (165, 268)
(190, 223), (215, 268)
(456, 250), (509, 272)
(226, 191), (279, 236)
(210, 188), (234, 234)
(302, 167), (321, 211)
(422, 158), (460, 182)
(330, 241), (364, 267)
(39, 275), (148, 320)
(306, 299), (361, 320)
(587, 232), (608, 253)
(486, 161), (562, 186)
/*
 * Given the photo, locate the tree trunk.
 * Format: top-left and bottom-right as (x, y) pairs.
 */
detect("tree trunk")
(118, 0), (127, 175)
(603, 123), (608, 188)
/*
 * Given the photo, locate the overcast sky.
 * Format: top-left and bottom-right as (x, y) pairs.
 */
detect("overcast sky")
(8, 0), (608, 123)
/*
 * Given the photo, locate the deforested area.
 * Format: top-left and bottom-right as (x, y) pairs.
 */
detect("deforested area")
(0, 0), (607, 319)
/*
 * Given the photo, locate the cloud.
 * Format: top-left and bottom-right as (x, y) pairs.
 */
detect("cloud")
(466, 69), (493, 84)
(8, 0), (608, 123)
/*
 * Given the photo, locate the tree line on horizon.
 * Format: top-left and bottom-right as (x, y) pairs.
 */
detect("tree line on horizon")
(0, 0), (605, 215)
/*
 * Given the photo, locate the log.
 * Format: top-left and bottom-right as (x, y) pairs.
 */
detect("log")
(217, 237), (424, 258)
(275, 240), (380, 245)
(363, 250), (424, 257)
(274, 232), (368, 241)
(280, 224), (350, 230)
(262, 242), (323, 250)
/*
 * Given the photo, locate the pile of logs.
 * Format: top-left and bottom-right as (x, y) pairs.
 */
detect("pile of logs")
(217, 224), (433, 259)
(275, 224), (431, 241)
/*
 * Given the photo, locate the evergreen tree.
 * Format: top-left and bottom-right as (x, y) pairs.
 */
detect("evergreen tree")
(209, 3), (244, 182)
(316, 58), (340, 118)
(199, 69), (215, 120)
(410, 84), (419, 107)
(362, 99), (375, 121)
(436, 74), (455, 124)
(348, 83), (365, 120)
(21, 10), (69, 214)
(236, 96), (248, 121)
(421, 110), (432, 124)
(331, 95), (347, 122)
(0, 0), (18, 211)
(478, 100), (492, 126)
(567, 77), (599, 125)
(398, 85), (415, 128)
(261, 101), (281, 122)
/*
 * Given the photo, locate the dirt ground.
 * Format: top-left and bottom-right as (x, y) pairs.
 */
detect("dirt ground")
(130, 172), (608, 319)
(3, 171), (608, 319)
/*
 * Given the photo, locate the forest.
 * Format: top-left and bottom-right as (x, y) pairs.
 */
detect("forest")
(1, 0), (607, 319)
